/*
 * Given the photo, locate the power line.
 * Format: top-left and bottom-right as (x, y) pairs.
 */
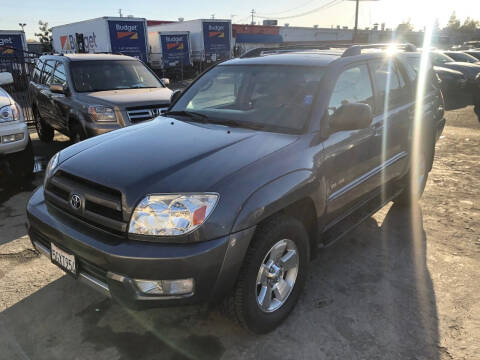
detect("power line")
(256, 0), (324, 16)
(255, 0), (345, 20)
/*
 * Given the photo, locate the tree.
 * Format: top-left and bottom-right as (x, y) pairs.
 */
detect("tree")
(445, 12), (461, 33)
(460, 17), (479, 33)
(34, 20), (52, 52)
(396, 19), (414, 34)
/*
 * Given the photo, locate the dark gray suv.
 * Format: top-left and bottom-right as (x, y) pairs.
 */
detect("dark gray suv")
(27, 44), (445, 333)
(29, 54), (172, 142)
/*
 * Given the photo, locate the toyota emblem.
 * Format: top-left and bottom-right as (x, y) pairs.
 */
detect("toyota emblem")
(70, 194), (82, 210)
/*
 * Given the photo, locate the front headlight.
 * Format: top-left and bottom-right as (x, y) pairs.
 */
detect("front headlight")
(0, 103), (21, 123)
(129, 194), (219, 236)
(43, 152), (60, 188)
(88, 105), (116, 122)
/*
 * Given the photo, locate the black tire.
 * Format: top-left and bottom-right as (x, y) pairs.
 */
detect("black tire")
(395, 138), (434, 206)
(223, 215), (310, 334)
(69, 122), (87, 144)
(9, 138), (34, 183)
(33, 107), (54, 143)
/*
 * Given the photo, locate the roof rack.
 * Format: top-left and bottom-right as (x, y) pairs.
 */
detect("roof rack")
(240, 43), (417, 59)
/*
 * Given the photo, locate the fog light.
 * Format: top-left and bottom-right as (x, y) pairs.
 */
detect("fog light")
(134, 278), (194, 296)
(2, 132), (24, 143)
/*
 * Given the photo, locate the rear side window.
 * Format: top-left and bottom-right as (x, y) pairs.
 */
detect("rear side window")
(51, 62), (67, 86)
(328, 64), (374, 114)
(41, 60), (56, 85)
(32, 59), (44, 83)
(370, 59), (408, 111)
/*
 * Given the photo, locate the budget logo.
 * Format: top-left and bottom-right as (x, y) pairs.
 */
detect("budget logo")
(116, 24), (139, 40)
(208, 24), (225, 38)
(166, 36), (184, 50)
(60, 35), (71, 50)
(0, 37), (15, 54)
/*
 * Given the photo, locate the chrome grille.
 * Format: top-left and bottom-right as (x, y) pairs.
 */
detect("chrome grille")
(126, 105), (169, 123)
(44, 171), (126, 235)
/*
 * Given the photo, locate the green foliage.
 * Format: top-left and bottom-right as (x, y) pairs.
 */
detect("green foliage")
(34, 20), (52, 52)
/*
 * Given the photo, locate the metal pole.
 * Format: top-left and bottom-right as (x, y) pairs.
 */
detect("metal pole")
(354, 0), (360, 42)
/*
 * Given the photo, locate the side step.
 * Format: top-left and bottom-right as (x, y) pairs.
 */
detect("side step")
(320, 187), (404, 248)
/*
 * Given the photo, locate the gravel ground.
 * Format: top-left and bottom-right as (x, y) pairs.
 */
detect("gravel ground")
(0, 106), (478, 360)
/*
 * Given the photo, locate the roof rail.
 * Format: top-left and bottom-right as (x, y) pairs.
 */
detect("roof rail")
(341, 43), (417, 57)
(240, 44), (352, 58)
(240, 42), (417, 59)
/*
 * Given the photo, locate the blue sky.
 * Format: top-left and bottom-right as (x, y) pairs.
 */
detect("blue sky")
(1, 0), (477, 40)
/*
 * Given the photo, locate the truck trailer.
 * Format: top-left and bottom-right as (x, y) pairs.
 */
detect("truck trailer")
(148, 19), (232, 63)
(51, 17), (149, 63)
(148, 31), (192, 69)
(0, 30), (27, 56)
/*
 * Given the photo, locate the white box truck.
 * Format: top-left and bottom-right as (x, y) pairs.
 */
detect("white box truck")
(148, 31), (192, 69)
(51, 17), (149, 63)
(148, 19), (232, 63)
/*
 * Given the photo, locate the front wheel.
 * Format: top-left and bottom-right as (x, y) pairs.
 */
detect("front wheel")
(223, 215), (310, 333)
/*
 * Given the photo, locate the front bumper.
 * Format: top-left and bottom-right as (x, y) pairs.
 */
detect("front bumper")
(83, 121), (121, 138)
(27, 187), (254, 308)
(0, 121), (28, 155)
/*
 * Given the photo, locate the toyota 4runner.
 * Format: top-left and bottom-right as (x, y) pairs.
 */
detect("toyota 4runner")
(27, 44), (445, 333)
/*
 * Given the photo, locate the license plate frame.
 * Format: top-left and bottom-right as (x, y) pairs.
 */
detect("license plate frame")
(51, 243), (77, 277)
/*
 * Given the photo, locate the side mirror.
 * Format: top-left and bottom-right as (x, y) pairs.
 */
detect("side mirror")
(170, 89), (182, 104)
(161, 78), (170, 86)
(0, 72), (14, 86)
(49, 84), (65, 95)
(329, 103), (373, 133)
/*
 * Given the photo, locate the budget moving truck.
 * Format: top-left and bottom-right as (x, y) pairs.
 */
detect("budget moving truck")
(148, 19), (232, 63)
(148, 31), (192, 69)
(51, 17), (149, 63)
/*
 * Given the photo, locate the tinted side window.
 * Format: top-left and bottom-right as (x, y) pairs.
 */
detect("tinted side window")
(32, 59), (44, 83)
(52, 62), (67, 86)
(370, 59), (408, 111)
(41, 60), (56, 85)
(328, 64), (374, 113)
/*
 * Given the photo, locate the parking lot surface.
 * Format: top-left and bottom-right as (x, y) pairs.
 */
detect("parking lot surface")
(0, 107), (479, 360)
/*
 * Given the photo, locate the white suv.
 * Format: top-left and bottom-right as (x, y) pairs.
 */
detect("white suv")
(0, 72), (33, 183)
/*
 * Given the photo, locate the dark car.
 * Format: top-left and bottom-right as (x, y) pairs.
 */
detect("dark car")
(403, 53), (467, 94)
(430, 51), (480, 89)
(29, 54), (172, 143)
(27, 44), (445, 333)
(442, 51), (480, 64)
(465, 50), (480, 61)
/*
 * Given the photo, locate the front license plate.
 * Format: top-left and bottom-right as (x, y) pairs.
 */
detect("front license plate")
(51, 243), (77, 276)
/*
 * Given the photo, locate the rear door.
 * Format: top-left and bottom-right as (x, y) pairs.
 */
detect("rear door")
(323, 63), (378, 224)
(368, 58), (412, 188)
(37, 59), (57, 127)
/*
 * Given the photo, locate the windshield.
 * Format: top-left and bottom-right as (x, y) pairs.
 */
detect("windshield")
(431, 52), (455, 65)
(444, 52), (478, 63)
(169, 65), (325, 132)
(70, 60), (163, 92)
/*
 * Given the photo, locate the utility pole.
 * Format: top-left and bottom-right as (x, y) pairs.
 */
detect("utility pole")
(18, 23), (26, 31)
(354, 0), (360, 42)
(211, 14), (215, 19)
(250, 9), (255, 25)
(118, 8), (123, 17)
(348, 0), (379, 43)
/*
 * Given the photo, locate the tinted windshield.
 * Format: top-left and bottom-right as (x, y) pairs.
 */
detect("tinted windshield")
(170, 65), (325, 132)
(70, 60), (163, 92)
(444, 52), (478, 63)
(431, 52), (455, 64)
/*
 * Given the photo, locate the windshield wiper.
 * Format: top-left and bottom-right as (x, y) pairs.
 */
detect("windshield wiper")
(165, 110), (209, 121)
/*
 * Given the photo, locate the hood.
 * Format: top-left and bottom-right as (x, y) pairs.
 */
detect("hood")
(76, 87), (172, 108)
(58, 117), (298, 207)
(0, 87), (13, 108)
(442, 62), (480, 79)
